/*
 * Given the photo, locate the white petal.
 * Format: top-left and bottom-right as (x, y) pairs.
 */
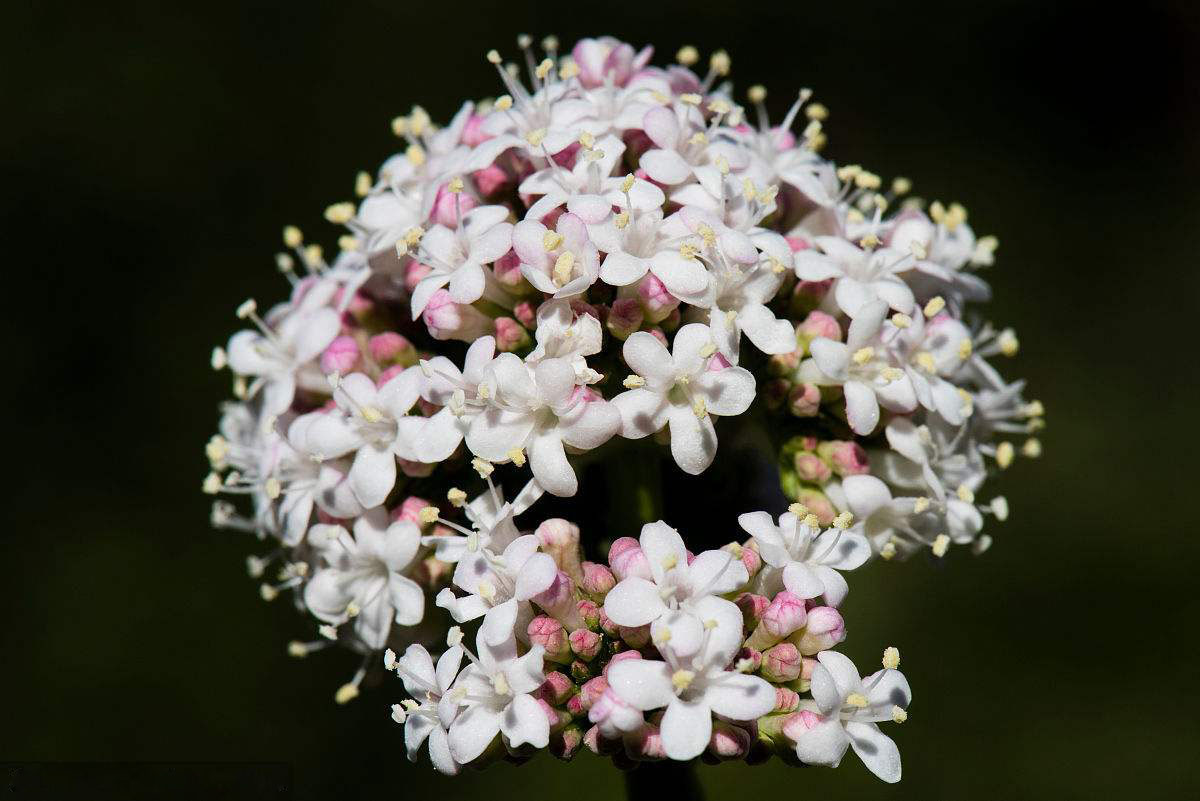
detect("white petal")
(843, 380), (880, 435)
(667, 404), (717, 474)
(622, 331), (675, 384)
(660, 698), (712, 760)
(649, 251), (710, 297)
(793, 718), (850, 767)
(705, 673), (776, 721)
(349, 444), (396, 508)
(603, 576), (668, 627)
(640, 148), (693, 185)
(846, 721), (902, 783)
(607, 659), (675, 711)
(527, 431), (576, 497)
(501, 693), (550, 749)
(599, 251), (650, 286)
(782, 561), (826, 600)
(613, 388), (670, 438)
(448, 704), (502, 764)
(693, 366), (755, 417)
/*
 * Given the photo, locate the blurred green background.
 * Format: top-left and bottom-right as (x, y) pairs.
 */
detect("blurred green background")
(5, 0), (1199, 798)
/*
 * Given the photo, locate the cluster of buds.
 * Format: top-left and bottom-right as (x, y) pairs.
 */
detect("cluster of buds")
(204, 34), (1043, 783)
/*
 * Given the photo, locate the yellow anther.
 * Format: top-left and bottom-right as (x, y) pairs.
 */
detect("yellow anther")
(929, 200), (946, 224)
(699, 342), (717, 358)
(833, 511), (854, 529)
(303, 244), (323, 267)
(679, 243), (700, 260)
(914, 351), (936, 374)
(855, 171), (881, 190)
(892, 706), (908, 723)
(360, 406), (383, 423)
(525, 128), (547, 147)
(891, 312), (912, 329)
(542, 231), (564, 251)
(845, 692), (869, 708)
(552, 251), (576, 286)
(623, 374), (646, 389)
(614, 211), (630, 229)
(338, 235), (359, 252)
(202, 472), (222, 495)
(742, 177), (757, 200)
(264, 478), (282, 500)
(345, 601), (361, 618)
(802, 513), (820, 529)
(390, 116), (409, 137)
(692, 397), (708, 419)
(880, 541), (897, 560)
(956, 484), (975, 504)
(1025, 400), (1045, 418)
(846, 208), (865, 225)
(535, 58), (554, 80)
(957, 339), (973, 359)
(836, 164), (862, 182)
(923, 296), (946, 318)
(494, 94), (514, 111)
(578, 131), (595, 149)
(715, 155), (730, 175)
(852, 347), (875, 365)
(471, 457), (494, 478)
(891, 177), (912, 195)
(998, 329), (1020, 357)
(805, 102), (829, 121)
(558, 61), (579, 80)
(486, 49), (502, 64)
(477, 580), (497, 602)
(1022, 438), (1042, 458)
(788, 503), (809, 517)
(957, 388), (974, 416)
(707, 99), (732, 115)
(447, 488), (467, 507)
(932, 534), (950, 557)
(447, 176), (464, 194)
(945, 202), (967, 231)
(508, 447), (527, 467)
(671, 669), (696, 691)
(995, 442), (1014, 469)
(747, 85), (767, 103)
(883, 646), (900, 670)
(355, 171), (372, 197)
(283, 226), (303, 248)
(913, 496), (931, 514)
(697, 223), (717, 246)
(688, 131), (708, 146)
(335, 683), (360, 705)
(418, 506), (440, 524)
(676, 45), (699, 66)
(679, 93), (702, 106)
(880, 367), (904, 382)
(709, 50), (731, 76)
(859, 233), (881, 249)
(661, 554), (678, 571)
(620, 173), (636, 193)
(405, 144), (426, 167)
(403, 226), (424, 247)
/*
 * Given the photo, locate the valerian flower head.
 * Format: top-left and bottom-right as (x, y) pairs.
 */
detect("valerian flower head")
(206, 34), (1041, 780)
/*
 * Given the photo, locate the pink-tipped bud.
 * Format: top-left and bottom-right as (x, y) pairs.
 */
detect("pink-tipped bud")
(735, 593), (770, 633)
(368, 332), (416, 366)
(576, 675), (609, 714)
(797, 488), (836, 525)
(320, 335), (360, 375)
(569, 629), (603, 661)
(535, 671), (575, 706)
(375, 365), (404, 388)
(492, 250), (524, 289)
(404, 261), (433, 294)
(580, 561), (616, 599)
(494, 317), (531, 352)
(588, 688), (644, 740)
(768, 350), (801, 377)
(608, 537), (651, 581)
(422, 289), (493, 342)
(782, 709), (826, 743)
(761, 642), (803, 682)
(513, 300), (536, 328)
(792, 606), (846, 655)
(472, 164), (510, 197)
(606, 298), (644, 340)
(797, 310), (842, 344)
(550, 724), (584, 762)
(725, 542), (761, 577)
(709, 721), (751, 760)
(533, 571), (584, 630)
(637, 274), (680, 323)
(627, 723), (667, 760)
(794, 451), (832, 484)
(798, 656), (818, 690)
(576, 599), (600, 629)
(794, 278), (832, 309)
(788, 383), (822, 417)
(528, 615), (571, 663)
(774, 687), (801, 713)
(825, 440), (869, 476)
(536, 519), (583, 583)
(598, 608), (621, 637)
(394, 496), (432, 526)
(762, 591), (808, 639)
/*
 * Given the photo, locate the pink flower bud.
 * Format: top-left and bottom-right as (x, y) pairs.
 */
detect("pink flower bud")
(637, 274), (680, 323)
(797, 310), (842, 343)
(598, 608), (621, 637)
(580, 561), (616, 598)
(608, 537), (651, 581)
(762, 591), (808, 639)
(576, 599), (600, 629)
(532, 571), (581, 627)
(769, 350), (801, 376)
(792, 606), (846, 655)
(606, 298), (644, 340)
(375, 365), (405, 388)
(422, 289), (494, 342)
(472, 165), (510, 197)
(794, 278), (833, 309)
(569, 629), (603, 661)
(800, 656), (818, 684)
(392, 496), (432, 526)
(788, 383), (822, 417)
(320, 336), (360, 374)
(494, 317), (531, 352)
(735, 593), (770, 633)
(513, 301), (536, 328)
(404, 261), (432, 294)
(762, 642), (803, 682)
(797, 488), (836, 525)
(492, 249), (524, 288)
(461, 113), (491, 147)
(572, 37), (642, 89)
(709, 721), (751, 759)
(431, 182), (479, 227)
(398, 458), (434, 478)
(774, 687), (800, 713)
(794, 451), (832, 483)
(733, 542), (762, 577)
(536, 519), (583, 582)
(550, 724), (584, 761)
(826, 440), (869, 476)
(528, 615), (572, 663)
(368, 332), (415, 366)
(626, 723), (667, 760)
(782, 709), (826, 742)
(736, 646), (762, 673)
(535, 671), (575, 705)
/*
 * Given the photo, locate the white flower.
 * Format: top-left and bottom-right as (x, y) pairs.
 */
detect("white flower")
(519, 135), (663, 223)
(226, 282), (340, 416)
(606, 594), (775, 760)
(612, 324), (756, 474)
(525, 299), (603, 384)
(603, 521), (748, 657)
(784, 650), (911, 783)
(638, 104), (725, 194)
(794, 236), (915, 317)
(303, 508), (425, 649)
(512, 212), (601, 298)
(800, 300), (918, 435)
(435, 532), (557, 646)
(737, 510), (870, 606)
(466, 354), (620, 496)
(300, 369), (424, 508)
(423, 479), (543, 565)
(391, 644), (464, 775)
(446, 629), (549, 763)
(410, 205), (514, 318)
(590, 208), (710, 299)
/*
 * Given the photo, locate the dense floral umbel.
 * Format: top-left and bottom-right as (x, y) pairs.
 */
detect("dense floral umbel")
(204, 35), (1044, 782)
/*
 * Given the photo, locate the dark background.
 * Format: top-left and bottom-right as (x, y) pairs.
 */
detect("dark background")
(5, 0), (1199, 798)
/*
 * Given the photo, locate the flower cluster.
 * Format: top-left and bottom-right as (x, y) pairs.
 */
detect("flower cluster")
(204, 35), (1043, 782)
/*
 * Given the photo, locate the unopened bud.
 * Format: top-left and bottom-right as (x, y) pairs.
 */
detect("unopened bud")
(791, 606), (846, 654)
